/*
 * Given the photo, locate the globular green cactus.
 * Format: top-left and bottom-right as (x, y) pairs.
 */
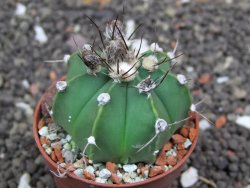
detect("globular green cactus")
(52, 19), (192, 164)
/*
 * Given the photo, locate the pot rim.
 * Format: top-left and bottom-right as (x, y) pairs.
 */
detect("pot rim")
(33, 94), (199, 187)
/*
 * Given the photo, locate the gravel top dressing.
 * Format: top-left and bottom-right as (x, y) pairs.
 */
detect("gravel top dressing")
(0, 0), (250, 188)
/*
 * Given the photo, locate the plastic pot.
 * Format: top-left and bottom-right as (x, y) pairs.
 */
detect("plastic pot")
(33, 92), (199, 188)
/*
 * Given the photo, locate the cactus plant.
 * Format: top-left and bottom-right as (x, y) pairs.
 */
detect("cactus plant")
(51, 19), (192, 164)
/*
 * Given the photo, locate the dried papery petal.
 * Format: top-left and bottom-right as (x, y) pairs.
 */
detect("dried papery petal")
(177, 74), (188, 85)
(56, 81), (67, 92)
(97, 93), (111, 106)
(155, 119), (168, 134)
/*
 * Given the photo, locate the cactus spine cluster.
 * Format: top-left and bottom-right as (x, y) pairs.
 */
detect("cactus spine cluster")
(52, 19), (192, 164)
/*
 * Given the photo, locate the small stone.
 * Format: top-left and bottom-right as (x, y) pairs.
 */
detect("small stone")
(122, 173), (133, 183)
(18, 173), (31, 188)
(180, 127), (189, 137)
(85, 166), (95, 175)
(172, 134), (186, 144)
(123, 164), (137, 173)
(149, 166), (165, 177)
(162, 142), (173, 151)
(199, 119), (211, 131)
(183, 139), (192, 149)
(45, 147), (52, 155)
(129, 171), (137, 179)
(56, 81), (67, 92)
(180, 167), (199, 187)
(62, 150), (75, 163)
(189, 128), (197, 142)
(217, 76), (229, 84)
(99, 169), (111, 179)
(176, 149), (187, 160)
(15, 102), (33, 116)
(233, 88), (247, 99)
(95, 177), (107, 183)
(38, 127), (49, 136)
(236, 116), (250, 129)
(198, 73), (212, 84)
(215, 115), (227, 128)
(63, 143), (71, 150)
(106, 161), (117, 173)
(15, 3), (26, 16)
(166, 149), (177, 157)
(166, 156), (177, 166)
(97, 93), (111, 106)
(34, 25), (48, 44)
(84, 170), (95, 180)
(155, 150), (167, 166)
(73, 169), (83, 177)
(110, 173), (122, 184)
(46, 133), (59, 141)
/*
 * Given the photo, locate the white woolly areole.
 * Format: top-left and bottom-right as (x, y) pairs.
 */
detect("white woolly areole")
(177, 74), (188, 85)
(190, 104), (196, 112)
(97, 93), (111, 106)
(56, 81), (67, 92)
(150, 43), (163, 52)
(87, 136), (96, 145)
(109, 62), (137, 82)
(155, 118), (168, 134)
(63, 54), (70, 63)
(142, 55), (159, 71)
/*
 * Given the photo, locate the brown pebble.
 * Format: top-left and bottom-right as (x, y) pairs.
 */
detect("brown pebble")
(177, 149), (187, 160)
(162, 142), (173, 152)
(84, 170), (95, 180)
(50, 151), (57, 162)
(65, 163), (76, 172)
(172, 134), (186, 144)
(149, 166), (165, 177)
(189, 128), (197, 142)
(110, 173), (122, 184)
(54, 145), (64, 163)
(166, 156), (177, 166)
(215, 115), (227, 128)
(180, 127), (189, 137)
(198, 73), (211, 84)
(140, 166), (150, 177)
(38, 119), (44, 130)
(106, 161), (117, 173)
(177, 143), (185, 150)
(155, 150), (167, 166)
(49, 71), (57, 81)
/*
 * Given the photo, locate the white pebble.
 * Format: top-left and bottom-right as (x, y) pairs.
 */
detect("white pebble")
(99, 169), (111, 179)
(123, 173), (134, 183)
(38, 127), (49, 136)
(97, 93), (111, 106)
(85, 166), (95, 175)
(199, 119), (211, 131)
(180, 167), (199, 187)
(155, 119), (168, 134)
(236, 116), (250, 129)
(183, 139), (192, 149)
(21, 79), (30, 89)
(45, 147), (52, 155)
(15, 102), (33, 116)
(95, 177), (107, 183)
(15, 3), (26, 16)
(63, 54), (71, 63)
(46, 133), (59, 141)
(129, 172), (137, 179)
(56, 81), (67, 92)
(177, 74), (188, 85)
(166, 149), (177, 157)
(73, 169), (84, 177)
(62, 150), (75, 163)
(34, 25), (48, 44)
(18, 173), (31, 188)
(216, 76), (229, 84)
(123, 164), (137, 173)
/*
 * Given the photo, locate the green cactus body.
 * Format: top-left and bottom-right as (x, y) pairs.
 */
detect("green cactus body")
(52, 49), (192, 164)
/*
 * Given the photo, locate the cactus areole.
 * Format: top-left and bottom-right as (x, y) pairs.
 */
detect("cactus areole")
(52, 20), (192, 164)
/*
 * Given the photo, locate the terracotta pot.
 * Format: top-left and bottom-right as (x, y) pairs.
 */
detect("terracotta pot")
(33, 93), (199, 188)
